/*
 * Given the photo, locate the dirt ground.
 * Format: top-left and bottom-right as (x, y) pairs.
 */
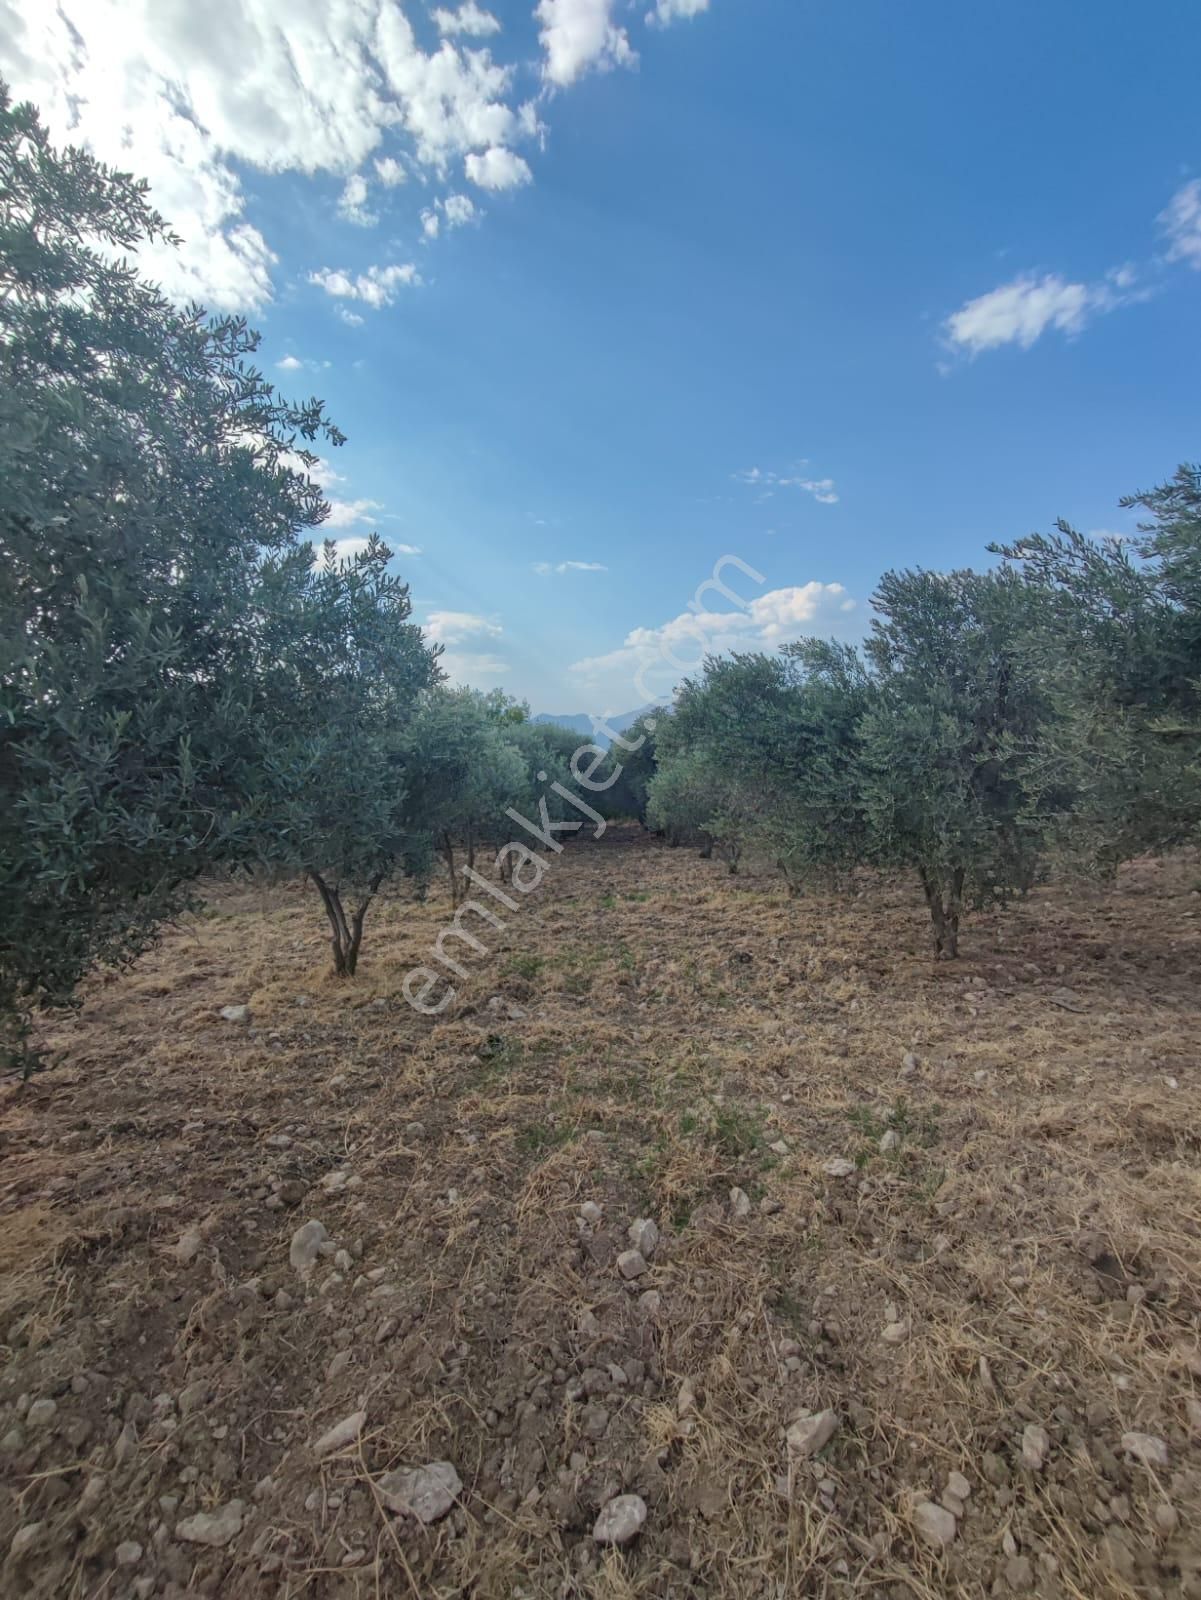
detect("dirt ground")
(2, 824), (1200, 1599)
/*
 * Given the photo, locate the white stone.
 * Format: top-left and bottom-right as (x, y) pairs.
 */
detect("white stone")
(881, 1319), (910, 1344)
(176, 1500), (243, 1547)
(219, 1005), (250, 1024)
(786, 1409), (839, 1458)
(1120, 1431), (1169, 1469)
(377, 1461), (461, 1523)
(289, 1220), (328, 1273)
(946, 1470), (971, 1501)
(879, 1129), (901, 1154)
(616, 1249), (647, 1279)
(25, 1398), (57, 1429)
(823, 1158), (856, 1179)
(913, 1500), (957, 1548)
(579, 1201), (603, 1225)
(1021, 1423), (1050, 1471)
(627, 1218), (659, 1257)
(729, 1187), (752, 1217)
(174, 1229), (203, 1265)
(593, 1493), (647, 1546)
(9, 1524), (44, 1561)
(311, 1411), (366, 1459)
(116, 1541), (143, 1566)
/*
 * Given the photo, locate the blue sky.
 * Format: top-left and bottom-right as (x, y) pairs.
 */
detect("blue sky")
(4, 0), (1199, 711)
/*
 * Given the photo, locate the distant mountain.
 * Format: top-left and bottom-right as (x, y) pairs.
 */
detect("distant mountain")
(530, 706), (651, 749)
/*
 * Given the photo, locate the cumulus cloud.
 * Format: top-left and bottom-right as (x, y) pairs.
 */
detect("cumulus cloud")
(465, 145), (533, 190)
(442, 193), (477, 226)
(374, 155), (407, 187)
(942, 273), (1112, 355)
(438, 650), (510, 685)
(569, 582), (854, 703)
(533, 559), (608, 574)
(324, 497), (385, 529)
(647, 0), (710, 23)
(276, 354), (304, 372)
(536, 0), (637, 88)
(425, 609), (503, 645)
(735, 467), (839, 505)
(432, 2), (501, 35)
(1160, 179), (1201, 269)
(0, 0), (535, 309)
(310, 263), (421, 307)
(337, 173), (378, 227)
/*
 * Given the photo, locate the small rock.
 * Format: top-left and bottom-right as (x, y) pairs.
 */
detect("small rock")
(941, 1490), (965, 1517)
(729, 1187), (752, 1218)
(759, 1196), (783, 1214)
(628, 1218), (659, 1257)
(115, 1541), (143, 1566)
(1120, 1431), (1168, 1469)
(901, 1052), (919, 1076)
(290, 1220), (329, 1273)
(1154, 1502), (1179, 1534)
(326, 1351), (352, 1383)
(1021, 1423), (1050, 1471)
(786, 1410), (839, 1458)
(176, 1500), (243, 1548)
(637, 1290), (661, 1318)
(678, 1378), (698, 1418)
(404, 1122), (426, 1141)
(823, 1158), (856, 1179)
(946, 1470), (971, 1501)
(311, 1410), (366, 1459)
(377, 1461), (461, 1523)
(581, 1404), (610, 1440)
(593, 1493), (647, 1546)
(879, 1129), (901, 1155)
(174, 1229), (203, 1265)
(881, 1319), (910, 1345)
(9, 1524), (44, 1561)
(912, 1500), (957, 1548)
(616, 1249), (647, 1279)
(219, 1005), (251, 1024)
(579, 1202), (603, 1225)
(26, 1397), (57, 1429)
(1005, 1554), (1035, 1591)
(321, 1170), (349, 1194)
(178, 1381), (209, 1417)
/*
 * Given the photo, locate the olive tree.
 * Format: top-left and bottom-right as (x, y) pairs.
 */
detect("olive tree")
(0, 84), (343, 1060)
(860, 567), (1045, 956)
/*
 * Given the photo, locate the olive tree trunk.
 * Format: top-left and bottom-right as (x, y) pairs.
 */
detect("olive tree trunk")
(309, 870), (383, 977)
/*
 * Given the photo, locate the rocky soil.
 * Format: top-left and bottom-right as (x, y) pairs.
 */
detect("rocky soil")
(1, 827), (1199, 1597)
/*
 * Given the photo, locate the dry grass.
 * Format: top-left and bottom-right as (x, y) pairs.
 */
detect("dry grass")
(1, 826), (1199, 1597)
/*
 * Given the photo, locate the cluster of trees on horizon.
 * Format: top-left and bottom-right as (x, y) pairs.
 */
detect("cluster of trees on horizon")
(3, 84), (1200, 1071)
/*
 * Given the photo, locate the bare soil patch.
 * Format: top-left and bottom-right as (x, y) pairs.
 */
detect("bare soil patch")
(2, 826), (1199, 1597)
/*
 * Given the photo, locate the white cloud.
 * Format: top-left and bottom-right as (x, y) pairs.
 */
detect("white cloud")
(943, 273), (1105, 354)
(438, 650), (510, 685)
(536, 0), (636, 88)
(325, 497), (385, 529)
(0, 0), (534, 309)
(465, 145), (532, 190)
(735, 467), (839, 505)
(422, 209), (441, 239)
(533, 559), (608, 574)
(392, 543), (424, 556)
(647, 0), (709, 24)
(442, 193), (477, 227)
(374, 155), (407, 187)
(310, 263), (421, 308)
(319, 536), (374, 566)
(569, 582), (854, 703)
(425, 609), (503, 645)
(276, 354), (304, 372)
(432, 2), (501, 36)
(1160, 179), (1201, 269)
(337, 172), (378, 227)
(337, 307), (366, 327)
